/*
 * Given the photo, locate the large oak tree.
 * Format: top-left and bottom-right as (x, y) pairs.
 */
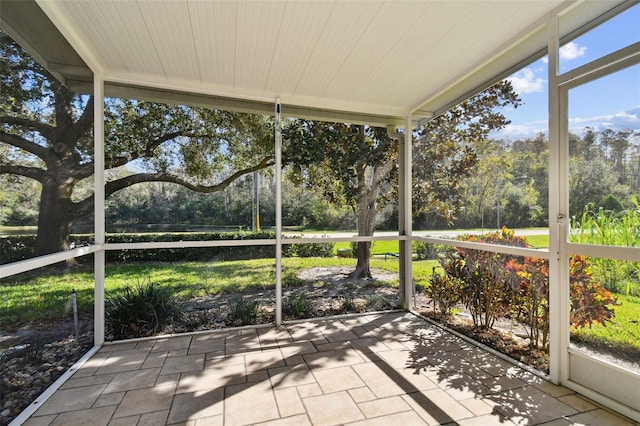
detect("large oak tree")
(0, 32), (274, 256)
(284, 82), (520, 278)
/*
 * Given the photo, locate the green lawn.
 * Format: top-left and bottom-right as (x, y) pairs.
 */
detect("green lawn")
(2, 255), (637, 360)
(571, 294), (640, 354)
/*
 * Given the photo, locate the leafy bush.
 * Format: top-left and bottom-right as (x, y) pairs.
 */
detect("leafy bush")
(412, 240), (448, 260)
(293, 241), (335, 258)
(106, 281), (184, 338)
(283, 291), (314, 318)
(1, 231), (287, 264)
(228, 296), (260, 325)
(426, 271), (462, 315)
(365, 294), (393, 311)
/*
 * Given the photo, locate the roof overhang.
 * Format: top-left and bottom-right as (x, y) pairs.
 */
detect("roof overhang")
(1, 0), (633, 128)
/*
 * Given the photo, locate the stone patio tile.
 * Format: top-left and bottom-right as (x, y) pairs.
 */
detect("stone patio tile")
(303, 391), (365, 424)
(225, 334), (262, 355)
(313, 366), (365, 393)
(48, 405), (116, 426)
(188, 334), (226, 355)
(346, 410), (429, 426)
(269, 363), (316, 389)
(160, 353), (205, 375)
(156, 373), (181, 387)
(113, 382), (177, 418)
(557, 393), (598, 412)
(224, 381), (280, 425)
(456, 413), (516, 426)
(205, 353), (245, 366)
(460, 397), (495, 416)
(321, 327), (359, 343)
(349, 337), (391, 353)
(107, 415), (139, 426)
(254, 414), (310, 426)
(23, 414), (58, 426)
(566, 409), (636, 425)
(436, 372), (492, 400)
(167, 389), (224, 424)
(34, 384), (107, 416)
(480, 375), (528, 393)
(257, 327), (293, 346)
(141, 350), (168, 369)
(303, 347), (365, 370)
(357, 395), (412, 418)
(104, 367), (161, 393)
(60, 373), (114, 389)
(177, 362), (246, 393)
(286, 324), (327, 342)
(348, 387), (377, 403)
(274, 387), (306, 417)
(279, 340), (317, 355)
(529, 378), (576, 397)
(313, 340), (350, 353)
(244, 349), (286, 372)
(99, 342), (138, 352)
(401, 389), (474, 424)
(296, 382), (323, 398)
(351, 362), (409, 398)
(192, 415), (223, 425)
(93, 391), (125, 407)
(247, 369), (269, 383)
(151, 336), (193, 352)
(95, 349), (151, 375)
(491, 385), (578, 424)
(166, 348), (189, 357)
(139, 410), (169, 425)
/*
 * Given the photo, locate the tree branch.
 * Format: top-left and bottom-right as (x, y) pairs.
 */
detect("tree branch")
(0, 116), (56, 140)
(106, 131), (190, 168)
(0, 163), (45, 182)
(0, 130), (50, 158)
(104, 156), (274, 197)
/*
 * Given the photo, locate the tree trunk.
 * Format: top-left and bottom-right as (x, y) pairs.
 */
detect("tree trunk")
(349, 178), (377, 279)
(34, 178), (76, 256)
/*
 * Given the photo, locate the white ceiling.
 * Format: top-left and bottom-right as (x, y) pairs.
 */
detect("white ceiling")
(23, 0), (629, 125)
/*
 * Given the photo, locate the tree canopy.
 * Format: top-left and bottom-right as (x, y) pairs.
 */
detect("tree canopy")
(0, 32), (274, 255)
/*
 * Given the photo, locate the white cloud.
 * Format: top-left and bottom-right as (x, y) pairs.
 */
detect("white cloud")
(559, 42), (587, 60)
(568, 106), (640, 133)
(508, 68), (545, 95)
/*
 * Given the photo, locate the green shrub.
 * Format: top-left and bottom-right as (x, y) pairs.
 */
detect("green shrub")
(293, 241), (335, 258)
(426, 271), (462, 315)
(365, 294), (393, 311)
(228, 296), (260, 325)
(106, 281), (184, 338)
(283, 291), (314, 318)
(412, 240), (448, 260)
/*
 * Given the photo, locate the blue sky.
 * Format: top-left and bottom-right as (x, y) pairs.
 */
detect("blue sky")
(499, 4), (640, 140)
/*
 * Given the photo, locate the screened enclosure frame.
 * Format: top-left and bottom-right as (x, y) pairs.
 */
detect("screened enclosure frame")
(1, 1), (639, 421)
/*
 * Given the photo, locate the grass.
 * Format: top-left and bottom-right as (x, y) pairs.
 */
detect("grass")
(571, 294), (640, 355)
(2, 254), (637, 362)
(0, 257), (438, 328)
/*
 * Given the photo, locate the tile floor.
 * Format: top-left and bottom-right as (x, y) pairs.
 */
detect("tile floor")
(23, 312), (638, 426)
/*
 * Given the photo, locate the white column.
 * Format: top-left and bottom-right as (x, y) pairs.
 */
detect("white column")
(403, 115), (414, 309)
(547, 14), (570, 384)
(93, 75), (106, 346)
(274, 99), (283, 326)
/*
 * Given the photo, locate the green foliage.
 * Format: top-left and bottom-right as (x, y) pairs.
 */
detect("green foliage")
(572, 206), (640, 295)
(412, 240), (449, 260)
(429, 228), (619, 349)
(339, 296), (358, 313)
(106, 281), (185, 338)
(291, 241), (335, 258)
(228, 296), (260, 325)
(283, 291), (314, 318)
(365, 294), (393, 311)
(598, 194), (624, 212)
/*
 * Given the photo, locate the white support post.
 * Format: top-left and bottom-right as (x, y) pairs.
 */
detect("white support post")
(547, 14), (570, 384)
(94, 75), (106, 346)
(274, 99), (283, 326)
(403, 115), (413, 309)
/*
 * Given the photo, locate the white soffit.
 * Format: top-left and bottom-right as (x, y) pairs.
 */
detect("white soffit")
(33, 0), (628, 125)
